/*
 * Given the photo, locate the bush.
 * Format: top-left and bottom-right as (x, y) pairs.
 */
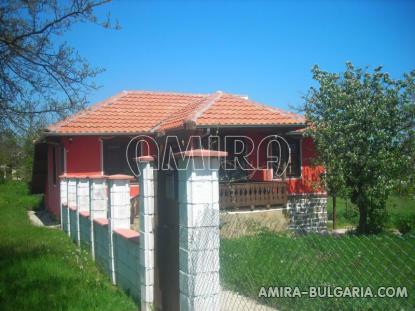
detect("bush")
(393, 214), (415, 235)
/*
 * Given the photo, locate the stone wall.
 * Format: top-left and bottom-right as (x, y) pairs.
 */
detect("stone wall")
(287, 194), (328, 233)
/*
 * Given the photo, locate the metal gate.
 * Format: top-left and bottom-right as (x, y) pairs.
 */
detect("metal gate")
(155, 167), (180, 310)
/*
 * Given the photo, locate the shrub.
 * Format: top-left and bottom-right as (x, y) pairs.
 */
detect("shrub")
(393, 214), (415, 235)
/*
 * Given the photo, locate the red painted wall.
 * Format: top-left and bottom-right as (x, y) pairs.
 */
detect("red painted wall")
(44, 134), (323, 217)
(246, 134), (324, 194)
(45, 136), (143, 216)
(45, 136), (102, 217)
(286, 137), (325, 194)
(63, 136), (102, 175)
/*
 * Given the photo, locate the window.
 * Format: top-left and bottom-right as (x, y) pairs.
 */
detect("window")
(219, 136), (249, 182)
(271, 138), (301, 178)
(103, 138), (139, 175)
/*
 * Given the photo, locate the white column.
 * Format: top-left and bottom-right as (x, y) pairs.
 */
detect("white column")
(59, 175), (68, 231)
(108, 174), (133, 284)
(137, 156), (156, 311)
(177, 150), (226, 311)
(67, 178), (77, 238)
(89, 175), (108, 260)
(76, 177), (90, 246)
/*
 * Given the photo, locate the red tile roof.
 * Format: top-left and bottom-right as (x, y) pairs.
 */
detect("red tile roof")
(47, 91), (305, 135)
(195, 94), (305, 127)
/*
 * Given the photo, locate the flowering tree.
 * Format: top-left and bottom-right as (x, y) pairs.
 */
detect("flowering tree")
(305, 63), (415, 234)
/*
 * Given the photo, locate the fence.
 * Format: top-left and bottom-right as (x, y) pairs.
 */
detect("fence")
(58, 152), (414, 311)
(59, 174), (145, 307)
(219, 211), (415, 310)
(219, 181), (287, 210)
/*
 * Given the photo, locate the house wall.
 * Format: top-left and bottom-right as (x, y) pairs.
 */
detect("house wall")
(286, 138), (327, 233)
(247, 135), (324, 194)
(287, 194), (328, 233)
(287, 137), (325, 194)
(45, 136), (102, 217)
(44, 144), (63, 217)
(63, 136), (102, 175)
(45, 134), (322, 218)
(45, 135), (143, 218)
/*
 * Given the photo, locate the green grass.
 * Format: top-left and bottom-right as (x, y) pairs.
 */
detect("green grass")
(326, 195), (415, 230)
(0, 181), (137, 311)
(221, 232), (415, 310)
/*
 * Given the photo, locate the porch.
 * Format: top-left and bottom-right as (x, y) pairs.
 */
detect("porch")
(219, 180), (287, 210)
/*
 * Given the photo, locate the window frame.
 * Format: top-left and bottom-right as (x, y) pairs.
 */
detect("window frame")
(102, 137), (140, 177)
(271, 137), (302, 179)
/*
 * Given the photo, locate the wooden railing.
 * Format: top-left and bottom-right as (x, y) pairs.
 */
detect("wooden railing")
(219, 181), (287, 210)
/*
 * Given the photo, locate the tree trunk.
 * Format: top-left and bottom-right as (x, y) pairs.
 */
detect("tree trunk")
(358, 204), (368, 233)
(332, 195), (337, 230)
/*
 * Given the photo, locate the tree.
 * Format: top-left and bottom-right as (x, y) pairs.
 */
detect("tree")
(0, 0), (116, 181)
(0, 0), (116, 133)
(305, 63), (415, 234)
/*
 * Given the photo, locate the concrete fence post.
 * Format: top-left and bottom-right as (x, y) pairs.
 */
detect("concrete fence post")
(67, 177), (77, 238)
(59, 175), (68, 231)
(89, 175), (108, 260)
(76, 177), (90, 247)
(176, 149), (227, 311)
(108, 174), (133, 285)
(137, 156), (157, 311)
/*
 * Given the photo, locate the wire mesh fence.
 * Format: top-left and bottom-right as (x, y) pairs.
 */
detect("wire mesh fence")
(218, 209), (415, 311)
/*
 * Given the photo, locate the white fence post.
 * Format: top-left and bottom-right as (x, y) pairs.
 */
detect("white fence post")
(89, 175), (108, 260)
(76, 176), (90, 247)
(176, 149), (227, 311)
(108, 174), (133, 285)
(67, 177), (77, 238)
(59, 175), (68, 231)
(137, 156), (157, 311)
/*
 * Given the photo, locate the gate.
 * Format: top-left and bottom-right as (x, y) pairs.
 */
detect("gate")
(155, 167), (180, 310)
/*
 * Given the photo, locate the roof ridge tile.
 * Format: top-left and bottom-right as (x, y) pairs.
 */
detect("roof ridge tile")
(186, 91), (223, 124)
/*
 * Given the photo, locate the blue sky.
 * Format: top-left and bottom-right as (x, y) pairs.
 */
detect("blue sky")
(65, 0), (415, 111)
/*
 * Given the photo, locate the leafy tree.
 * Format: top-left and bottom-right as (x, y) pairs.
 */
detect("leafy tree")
(0, 0), (116, 133)
(0, 0), (116, 180)
(305, 63), (415, 234)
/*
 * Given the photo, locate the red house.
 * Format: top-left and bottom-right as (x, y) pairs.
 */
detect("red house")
(32, 90), (327, 232)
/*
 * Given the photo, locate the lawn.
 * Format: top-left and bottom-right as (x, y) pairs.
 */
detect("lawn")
(220, 231), (415, 310)
(326, 195), (415, 230)
(0, 181), (137, 311)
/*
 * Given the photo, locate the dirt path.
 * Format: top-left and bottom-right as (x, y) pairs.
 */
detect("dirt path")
(221, 290), (277, 310)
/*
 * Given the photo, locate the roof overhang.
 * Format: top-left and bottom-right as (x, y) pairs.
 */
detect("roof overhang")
(35, 130), (154, 144)
(36, 124), (307, 143)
